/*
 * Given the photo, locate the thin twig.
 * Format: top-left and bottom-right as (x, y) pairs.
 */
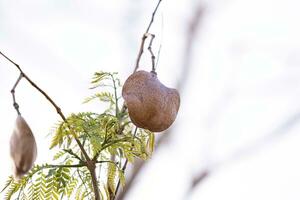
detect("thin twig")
(133, 0), (162, 73)
(0, 51), (22, 71)
(155, 13), (164, 70)
(11, 73), (23, 115)
(96, 160), (121, 169)
(145, 0), (162, 33)
(47, 163), (86, 168)
(147, 33), (156, 72)
(133, 33), (148, 73)
(155, 44), (162, 70)
(63, 149), (83, 162)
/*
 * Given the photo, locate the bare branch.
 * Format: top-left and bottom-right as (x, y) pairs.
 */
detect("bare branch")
(10, 73), (23, 115)
(63, 149), (83, 162)
(0, 50), (101, 199)
(0, 50), (90, 161)
(46, 163), (86, 168)
(147, 33), (156, 72)
(133, 0), (162, 73)
(145, 0), (162, 33)
(133, 34), (147, 73)
(190, 170), (210, 190)
(0, 51), (22, 71)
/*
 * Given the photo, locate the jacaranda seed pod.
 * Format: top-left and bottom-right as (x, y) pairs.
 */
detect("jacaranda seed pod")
(10, 115), (37, 180)
(122, 70), (180, 132)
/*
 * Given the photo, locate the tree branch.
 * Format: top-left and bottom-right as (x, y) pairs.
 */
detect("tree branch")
(87, 161), (101, 200)
(46, 163), (86, 168)
(145, 0), (162, 33)
(0, 50), (90, 161)
(0, 50), (101, 199)
(133, 0), (162, 73)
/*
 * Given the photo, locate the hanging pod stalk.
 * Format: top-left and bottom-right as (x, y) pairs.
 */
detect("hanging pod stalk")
(10, 115), (37, 180)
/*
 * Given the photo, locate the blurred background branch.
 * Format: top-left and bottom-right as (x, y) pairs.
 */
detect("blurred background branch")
(189, 111), (300, 193)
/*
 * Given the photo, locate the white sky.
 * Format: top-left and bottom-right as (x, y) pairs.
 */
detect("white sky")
(1, 0), (300, 199)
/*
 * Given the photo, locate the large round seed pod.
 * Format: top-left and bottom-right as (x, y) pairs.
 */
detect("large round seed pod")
(122, 70), (180, 132)
(10, 115), (37, 180)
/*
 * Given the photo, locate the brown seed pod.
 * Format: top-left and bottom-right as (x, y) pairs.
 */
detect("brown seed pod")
(10, 115), (37, 180)
(122, 70), (180, 132)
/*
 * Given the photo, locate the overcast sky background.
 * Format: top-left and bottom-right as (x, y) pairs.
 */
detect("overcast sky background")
(1, 0), (300, 199)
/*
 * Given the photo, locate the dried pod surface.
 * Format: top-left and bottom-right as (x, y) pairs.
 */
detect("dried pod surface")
(122, 70), (180, 132)
(10, 115), (37, 180)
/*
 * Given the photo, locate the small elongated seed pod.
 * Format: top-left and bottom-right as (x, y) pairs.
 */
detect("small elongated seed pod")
(10, 115), (37, 180)
(122, 70), (180, 132)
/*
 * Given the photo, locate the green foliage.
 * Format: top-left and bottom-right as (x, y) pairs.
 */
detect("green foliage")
(107, 162), (117, 195)
(2, 71), (155, 200)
